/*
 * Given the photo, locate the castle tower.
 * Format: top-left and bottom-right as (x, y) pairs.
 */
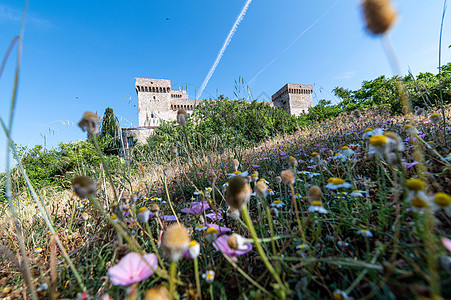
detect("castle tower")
(271, 84), (313, 116)
(135, 78), (172, 126)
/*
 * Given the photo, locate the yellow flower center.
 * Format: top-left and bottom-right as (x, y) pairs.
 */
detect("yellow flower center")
(268, 189), (272, 191)
(404, 124), (412, 130)
(138, 207), (148, 213)
(434, 193), (451, 207)
(369, 135), (387, 146)
(430, 113), (439, 119)
(206, 273), (213, 280)
(112, 214), (117, 220)
(273, 200), (281, 205)
(341, 146), (349, 150)
(197, 225), (205, 229)
(364, 128), (373, 133)
(234, 171), (240, 175)
(311, 152), (318, 157)
(411, 197), (428, 208)
(206, 228), (218, 235)
(189, 240), (198, 247)
(353, 190), (361, 193)
(333, 293), (344, 300)
(259, 178), (266, 181)
(312, 201), (323, 206)
(329, 178), (345, 185)
(252, 173), (258, 177)
(405, 178), (424, 191)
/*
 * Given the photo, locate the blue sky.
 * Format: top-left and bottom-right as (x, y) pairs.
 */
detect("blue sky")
(0, 0), (450, 171)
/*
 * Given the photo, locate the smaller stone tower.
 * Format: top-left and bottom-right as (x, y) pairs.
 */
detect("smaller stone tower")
(271, 84), (313, 116)
(135, 78), (172, 126)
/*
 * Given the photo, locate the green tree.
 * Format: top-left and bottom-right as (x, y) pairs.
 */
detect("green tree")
(100, 107), (120, 155)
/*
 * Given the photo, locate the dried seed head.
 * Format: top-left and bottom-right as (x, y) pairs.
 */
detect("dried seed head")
(170, 146), (178, 156)
(232, 159), (240, 172)
(71, 176), (96, 199)
(275, 176), (282, 184)
(177, 109), (188, 126)
(288, 156), (298, 168)
(161, 223), (190, 262)
(255, 181), (268, 199)
(163, 167), (171, 177)
(402, 106), (408, 115)
(353, 109), (362, 118)
(228, 208), (240, 220)
(227, 234), (239, 250)
(207, 171), (217, 186)
(361, 0), (397, 35)
(226, 176), (252, 209)
(78, 111), (100, 135)
(150, 204), (160, 214)
(308, 185), (322, 202)
(280, 169), (295, 185)
(415, 107), (424, 116)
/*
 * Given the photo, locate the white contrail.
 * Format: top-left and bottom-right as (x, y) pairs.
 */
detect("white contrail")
(196, 0), (253, 100)
(248, 1), (339, 86)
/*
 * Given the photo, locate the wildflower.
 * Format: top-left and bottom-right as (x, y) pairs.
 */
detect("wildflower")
(207, 171), (217, 186)
(288, 156), (298, 168)
(161, 223), (190, 262)
(405, 179), (431, 210)
(81, 212), (90, 221)
(296, 244), (309, 251)
(350, 190), (365, 197)
(177, 109), (188, 126)
(205, 227), (219, 243)
(232, 159), (240, 171)
(144, 286), (170, 300)
(111, 213), (119, 223)
(281, 169), (295, 185)
(213, 235), (252, 257)
(430, 113), (441, 125)
(267, 188), (275, 196)
(205, 211), (223, 221)
(337, 241), (349, 247)
(222, 182), (229, 193)
(206, 223), (231, 235)
(433, 193), (451, 211)
(78, 111), (100, 134)
(384, 131), (404, 152)
(227, 170), (249, 178)
(258, 178), (269, 184)
(184, 240), (201, 260)
(363, 127), (384, 139)
(326, 178), (352, 190)
(369, 135), (388, 156)
(202, 270), (215, 284)
(297, 170), (311, 175)
(271, 200), (284, 208)
(71, 176), (96, 199)
(405, 178), (425, 191)
(441, 237), (451, 253)
(333, 289), (352, 300)
(194, 224), (208, 231)
(275, 176), (282, 184)
(225, 176), (252, 209)
(251, 171), (259, 183)
(357, 229), (373, 237)
(107, 252), (158, 286)
(361, 0), (397, 35)
(442, 154), (451, 162)
(36, 283), (48, 292)
(255, 181), (268, 199)
(34, 247), (43, 253)
(138, 207), (152, 223)
(308, 201), (328, 214)
(181, 201), (210, 215)
(341, 146), (355, 158)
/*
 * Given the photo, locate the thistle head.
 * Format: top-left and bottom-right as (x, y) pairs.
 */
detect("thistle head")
(361, 0), (397, 35)
(280, 169), (295, 185)
(308, 185), (322, 202)
(207, 170), (217, 186)
(161, 223), (190, 262)
(177, 109), (188, 126)
(78, 111), (100, 135)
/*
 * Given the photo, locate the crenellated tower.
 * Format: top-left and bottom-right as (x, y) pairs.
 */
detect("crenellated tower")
(271, 83), (313, 116)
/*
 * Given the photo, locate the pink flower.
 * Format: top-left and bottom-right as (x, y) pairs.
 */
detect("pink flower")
(181, 201), (210, 215)
(441, 237), (451, 252)
(206, 223), (231, 235)
(213, 235), (252, 258)
(107, 252), (158, 286)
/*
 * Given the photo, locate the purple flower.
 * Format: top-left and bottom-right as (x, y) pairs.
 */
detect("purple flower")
(107, 252), (158, 286)
(213, 235), (252, 257)
(161, 215), (177, 221)
(206, 223), (231, 235)
(402, 161), (418, 169)
(307, 165), (317, 169)
(298, 159), (305, 164)
(181, 201), (210, 215)
(205, 211), (223, 221)
(252, 165), (260, 168)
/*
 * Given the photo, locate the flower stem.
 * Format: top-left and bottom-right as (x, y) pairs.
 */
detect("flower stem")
(240, 205), (287, 296)
(169, 261), (177, 300)
(194, 257), (202, 300)
(163, 175), (181, 226)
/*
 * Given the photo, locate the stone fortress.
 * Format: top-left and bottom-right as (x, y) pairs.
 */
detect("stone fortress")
(121, 77), (313, 146)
